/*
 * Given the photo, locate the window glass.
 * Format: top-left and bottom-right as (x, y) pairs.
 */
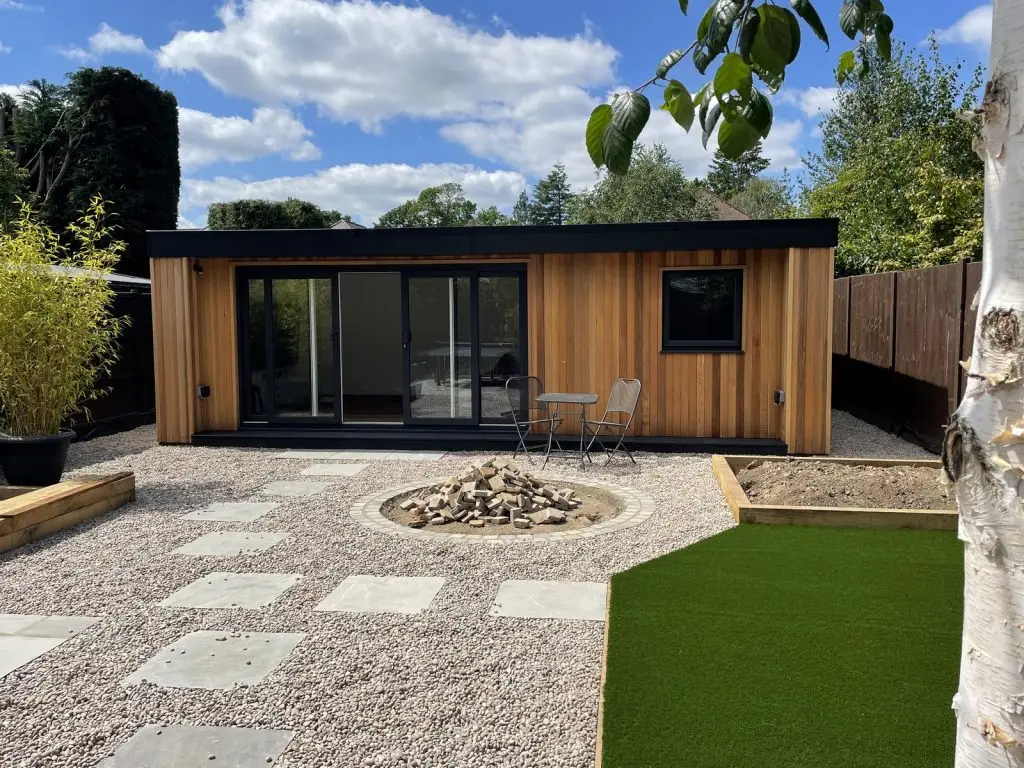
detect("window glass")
(662, 269), (742, 351)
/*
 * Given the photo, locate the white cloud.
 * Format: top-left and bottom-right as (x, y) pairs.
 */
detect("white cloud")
(0, 41), (10, 53)
(777, 86), (838, 118)
(179, 106), (321, 169)
(935, 5), (992, 51)
(59, 22), (148, 60)
(157, 0), (617, 129)
(0, 0), (42, 10)
(0, 83), (27, 98)
(89, 22), (148, 54)
(441, 84), (804, 186)
(180, 163), (527, 226)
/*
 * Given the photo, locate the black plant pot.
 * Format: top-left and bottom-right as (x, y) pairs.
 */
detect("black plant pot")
(0, 431), (74, 487)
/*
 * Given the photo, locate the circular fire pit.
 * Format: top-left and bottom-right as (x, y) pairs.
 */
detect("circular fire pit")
(350, 466), (655, 544)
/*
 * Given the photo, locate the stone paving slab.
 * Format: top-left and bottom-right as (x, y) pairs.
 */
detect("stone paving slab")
(314, 575), (446, 615)
(489, 580), (607, 621)
(99, 724), (295, 767)
(172, 532), (289, 557)
(123, 630), (306, 690)
(259, 480), (332, 497)
(270, 450), (446, 461)
(158, 573), (303, 610)
(0, 614), (101, 678)
(299, 463), (367, 477)
(181, 501), (281, 523)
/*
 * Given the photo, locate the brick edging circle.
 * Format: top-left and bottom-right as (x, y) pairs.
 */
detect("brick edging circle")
(349, 476), (654, 544)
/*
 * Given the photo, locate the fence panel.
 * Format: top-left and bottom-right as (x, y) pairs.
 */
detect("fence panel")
(833, 277), (850, 355)
(849, 272), (895, 368)
(959, 261), (983, 400)
(894, 262), (964, 418)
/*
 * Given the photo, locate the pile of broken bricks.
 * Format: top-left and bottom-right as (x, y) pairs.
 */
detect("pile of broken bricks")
(398, 460), (583, 529)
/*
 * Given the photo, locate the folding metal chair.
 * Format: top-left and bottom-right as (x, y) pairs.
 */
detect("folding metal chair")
(505, 375), (562, 462)
(586, 378), (642, 464)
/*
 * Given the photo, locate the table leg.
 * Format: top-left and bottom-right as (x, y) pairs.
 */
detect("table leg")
(579, 405), (586, 468)
(543, 406), (558, 469)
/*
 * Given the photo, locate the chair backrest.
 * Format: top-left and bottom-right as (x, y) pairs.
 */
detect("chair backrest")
(606, 378), (642, 416)
(505, 375), (545, 422)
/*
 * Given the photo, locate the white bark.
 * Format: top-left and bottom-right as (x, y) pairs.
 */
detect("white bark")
(948, 1), (1024, 765)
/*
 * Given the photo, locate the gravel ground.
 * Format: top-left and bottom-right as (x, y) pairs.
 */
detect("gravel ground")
(828, 409), (936, 459)
(0, 411), (929, 768)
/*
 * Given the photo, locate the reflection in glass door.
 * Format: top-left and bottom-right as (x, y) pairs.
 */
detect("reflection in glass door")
(407, 275), (474, 421)
(243, 276), (334, 422)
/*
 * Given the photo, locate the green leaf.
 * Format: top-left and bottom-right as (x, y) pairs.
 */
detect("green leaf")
(701, 101), (722, 149)
(714, 52), (753, 103)
(663, 80), (696, 130)
(750, 6), (792, 76)
(694, 82), (712, 108)
(718, 116), (760, 159)
(783, 8), (801, 64)
(678, 0), (689, 12)
(738, 12), (760, 62)
(875, 13), (893, 60)
(752, 61), (785, 93)
(741, 88), (773, 138)
(697, 2), (714, 40)
(837, 49), (857, 85)
(790, 0), (829, 49)
(694, 0), (742, 75)
(610, 91), (651, 141)
(586, 104), (613, 168)
(602, 124), (633, 175)
(657, 49), (685, 79)
(839, 0), (865, 40)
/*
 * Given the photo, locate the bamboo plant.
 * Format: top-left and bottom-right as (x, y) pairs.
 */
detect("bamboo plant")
(0, 198), (126, 437)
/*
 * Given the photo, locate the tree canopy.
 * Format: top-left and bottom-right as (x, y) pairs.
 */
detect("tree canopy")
(376, 183), (477, 228)
(528, 163), (574, 225)
(207, 198), (347, 229)
(705, 141), (770, 198)
(0, 67), (180, 277)
(729, 175), (794, 219)
(803, 40), (983, 274)
(568, 143), (716, 224)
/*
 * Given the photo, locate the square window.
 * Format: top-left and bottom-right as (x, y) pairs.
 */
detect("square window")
(662, 269), (743, 352)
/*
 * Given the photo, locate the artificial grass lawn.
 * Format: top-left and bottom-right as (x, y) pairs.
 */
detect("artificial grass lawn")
(601, 525), (962, 768)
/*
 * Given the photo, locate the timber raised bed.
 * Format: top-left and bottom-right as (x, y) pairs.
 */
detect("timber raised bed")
(0, 471), (136, 552)
(711, 455), (957, 531)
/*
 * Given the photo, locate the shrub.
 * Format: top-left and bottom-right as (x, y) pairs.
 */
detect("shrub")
(0, 198), (126, 436)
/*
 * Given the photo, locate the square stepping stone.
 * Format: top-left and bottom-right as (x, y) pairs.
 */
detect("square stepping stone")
(314, 575), (446, 615)
(269, 449), (341, 459)
(259, 480), (331, 497)
(123, 630), (305, 690)
(172, 532), (289, 557)
(158, 572), (302, 610)
(300, 463), (366, 477)
(0, 613), (101, 679)
(489, 580), (607, 621)
(181, 501), (280, 523)
(100, 724), (294, 767)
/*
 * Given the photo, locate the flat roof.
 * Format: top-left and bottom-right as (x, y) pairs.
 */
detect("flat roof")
(147, 218), (838, 260)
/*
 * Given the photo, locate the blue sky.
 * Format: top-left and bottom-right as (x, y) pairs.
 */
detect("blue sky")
(0, 0), (993, 226)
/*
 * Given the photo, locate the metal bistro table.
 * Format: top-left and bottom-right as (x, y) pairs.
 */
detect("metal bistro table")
(535, 392), (599, 468)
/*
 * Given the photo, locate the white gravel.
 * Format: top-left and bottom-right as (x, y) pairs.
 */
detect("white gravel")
(0, 411), (930, 767)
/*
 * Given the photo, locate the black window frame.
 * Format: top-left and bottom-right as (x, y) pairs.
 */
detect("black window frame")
(661, 267), (744, 353)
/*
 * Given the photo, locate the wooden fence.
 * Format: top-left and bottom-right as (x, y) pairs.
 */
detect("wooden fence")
(832, 261), (982, 450)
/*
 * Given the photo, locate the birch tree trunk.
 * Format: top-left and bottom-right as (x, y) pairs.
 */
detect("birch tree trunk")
(945, 1), (1024, 765)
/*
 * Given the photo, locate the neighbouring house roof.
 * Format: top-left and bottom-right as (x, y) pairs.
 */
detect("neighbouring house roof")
(148, 218), (837, 260)
(701, 191), (751, 221)
(331, 219), (367, 230)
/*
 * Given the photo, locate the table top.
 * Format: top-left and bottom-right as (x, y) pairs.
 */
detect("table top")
(536, 392), (599, 405)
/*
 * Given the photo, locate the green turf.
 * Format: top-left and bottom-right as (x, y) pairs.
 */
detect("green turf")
(601, 525), (962, 768)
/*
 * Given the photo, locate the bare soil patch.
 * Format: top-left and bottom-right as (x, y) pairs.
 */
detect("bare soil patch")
(382, 481), (624, 535)
(736, 459), (955, 510)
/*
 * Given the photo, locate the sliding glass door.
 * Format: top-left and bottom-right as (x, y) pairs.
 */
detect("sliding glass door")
(239, 266), (524, 428)
(406, 274), (475, 423)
